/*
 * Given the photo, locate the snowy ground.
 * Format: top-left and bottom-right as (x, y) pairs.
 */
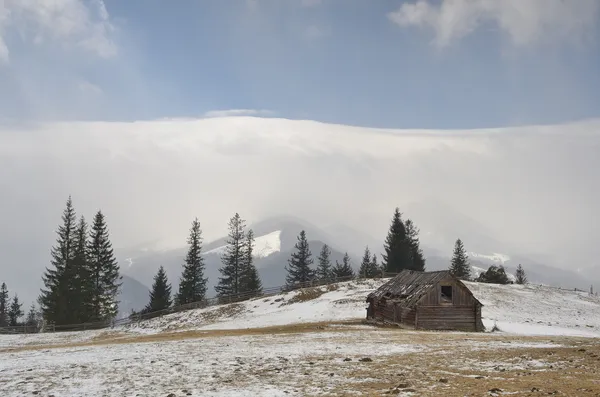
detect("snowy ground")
(3, 324), (599, 397)
(120, 278), (600, 338)
(2, 279), (600, 396)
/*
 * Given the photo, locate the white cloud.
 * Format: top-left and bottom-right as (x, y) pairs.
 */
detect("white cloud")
(0, 0), (117, 62)
(203, 109), (274, 118)
(388, 0), (600, 48)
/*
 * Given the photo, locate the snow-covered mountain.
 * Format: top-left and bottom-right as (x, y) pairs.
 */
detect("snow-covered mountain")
(204, 230), (282, 259)
(117, 213), (599, 313)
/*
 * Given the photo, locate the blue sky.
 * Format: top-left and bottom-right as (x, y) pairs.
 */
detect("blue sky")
(1, 0), (599, 128)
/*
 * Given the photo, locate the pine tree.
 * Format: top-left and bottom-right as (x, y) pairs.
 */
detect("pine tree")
(449, 238), (471, 280)
(316, 244), (332, 280)
(332, 252), (355, 279)
(26, 303), (38, 328)
(515, 264), (527, 285)
(405, 219), (426, 271)
(215, 213), (247, 299)
(73, 216), (91, 323)
(87, 210), (122, 322)
(39, 196), (78, 325)
(146, 266), (172, 312)
(285, 230), (315, 288)
(359, 246), (380, 278)
(382, 208), (412, 273)
(371, 254), (383, 277)
(176, 218), (208, 305)
(0, 282), (8, 327)
(240, 229), (262, 296)
(8, 295), (23, 326)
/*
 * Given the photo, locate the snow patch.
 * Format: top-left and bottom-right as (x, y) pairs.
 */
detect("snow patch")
(469, 252), (511, 264)
(205, 230), (281, 258)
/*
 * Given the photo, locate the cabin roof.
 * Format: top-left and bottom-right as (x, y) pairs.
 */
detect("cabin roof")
(366, 269), (482, 308)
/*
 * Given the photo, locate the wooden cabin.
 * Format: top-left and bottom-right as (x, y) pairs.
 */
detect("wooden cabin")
(366, 270), (484, 332)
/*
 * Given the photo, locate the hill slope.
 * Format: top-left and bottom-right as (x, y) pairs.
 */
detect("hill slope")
(126, 279), (600, 338)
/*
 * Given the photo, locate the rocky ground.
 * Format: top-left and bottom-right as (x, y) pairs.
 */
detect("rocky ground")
(1, 322), (600, 396)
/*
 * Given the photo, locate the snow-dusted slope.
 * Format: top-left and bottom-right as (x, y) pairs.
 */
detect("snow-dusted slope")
(124, 278), (600, 338)
(466, 281), (600, 337)
(204, 230), (282, 258)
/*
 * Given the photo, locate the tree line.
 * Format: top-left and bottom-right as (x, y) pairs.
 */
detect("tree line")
(144, 207), (431, 312)
(0, 282), (37, 328)
(448, 238), (527, 285)
(8, 199), (528, 329)
(37, 196), (122, 327)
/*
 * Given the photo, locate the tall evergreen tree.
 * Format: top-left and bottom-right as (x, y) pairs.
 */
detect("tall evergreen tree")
(0, 282), (8, 327)
(26, 303), (38, 328)
(285, 230), (315, 287)
(87, 210), (122, 322)
(8, 295), (23, 326)
(382, 208), (412, 273)
(515, 264), (527, 285)
(316, 244), (332, 280)
(449, 238), (471, 280)
(405, 219), (426, 271)
(215, 213), (247, 299)
(39, 196), (78, 325)
(359, 246), (379, 278)
(146, 266), (172, 312)
(176, 218), (208, 304)
(371, 254), (383, 277)
(73, 216), (91, 323)
(332, 252), (355, 279)
(240, 229), (262, 296)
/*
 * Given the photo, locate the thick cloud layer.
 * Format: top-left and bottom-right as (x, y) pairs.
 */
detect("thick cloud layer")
(1, 117), (599, 301)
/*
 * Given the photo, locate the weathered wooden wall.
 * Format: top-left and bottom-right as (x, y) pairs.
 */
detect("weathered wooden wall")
(415, 306), (478, 331)
(418, 278), (477, 307)
(367, 276), (483, 332)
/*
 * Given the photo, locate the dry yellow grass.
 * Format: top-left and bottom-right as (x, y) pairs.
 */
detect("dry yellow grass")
(2, 322), (600, 396)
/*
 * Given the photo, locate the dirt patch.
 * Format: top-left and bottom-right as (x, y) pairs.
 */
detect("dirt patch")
(283, 288), (326, 305)
(198, 303), (246, 323)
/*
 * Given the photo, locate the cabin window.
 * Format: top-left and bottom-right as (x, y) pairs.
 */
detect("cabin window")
(440, 285), (453, 304)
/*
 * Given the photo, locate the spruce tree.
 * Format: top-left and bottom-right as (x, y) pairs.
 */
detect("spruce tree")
(371, 254), (382, 277)
(382, 208), (412, 273)
(285, 230), (315, 288)
(449, 238), (471, 280)
(0, 282), (8, 327)
(332, 252), (355, 279)
(316, 244), (332, 280)
(87, 210), (122, 322)
(240, 229), (262, 296)
(333, 252), (355, 279)
(215, 213), (247, 299)
(359, 246), (380, 278)
(405, 219), (426, 271)
(39, 196), (78, 325)
(176, 218), (208, 304)
(26, 303), (38, 328)
(146, 266), (172, 312)
(515, 264), (527, 285)
(8, 295), (23, 326)
(73, 216), (91, 323)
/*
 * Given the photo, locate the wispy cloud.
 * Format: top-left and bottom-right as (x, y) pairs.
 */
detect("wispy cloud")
(203, 109), (274, 118)
(0, 0), (117, 63)
(389, 0), (600, 48)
